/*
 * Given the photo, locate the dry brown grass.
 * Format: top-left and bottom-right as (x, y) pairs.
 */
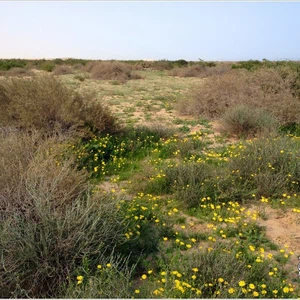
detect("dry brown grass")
(178, 67), (300, 125)
(0, 75), (119, 134)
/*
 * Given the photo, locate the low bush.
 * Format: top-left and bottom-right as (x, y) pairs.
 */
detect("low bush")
(0, 67), (35, 77)
(221, 105), (279, 138)
(0, 130), (88, 218)
(178, 67), (300, 126)
(52, 64), (74, 75)
(87, 61), (142, 83)
(145, 161), (215, 208)
(64, 255), (135, 298)
(228, 136), (300, 198)
(0, 75), (119, 135)
(0, 59), (27, 71)
(40, 62), (55, 72)
(0, 131), (127, 297)
(74, 73), (90, 82)
(170, 63), (230, 78)
(151, 60), (174, 71)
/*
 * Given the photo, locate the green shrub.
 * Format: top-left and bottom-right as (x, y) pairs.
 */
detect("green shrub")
(40, 62), (55, 72)
(0, 131), (127, 297)
(0, 59), (27, 71)
(228, 136), (300, 197)
(0, 193), (126, 298)
(74, 73), (90, 82)
(232, 59), (263, 71)
(0, 75), (119, 135)
(153, 162), (215, 208)
(63, 255), (135, 298)
(174, 59), (188, 68)
(221, 105), (279, 138)
(74, 126), (172, 179)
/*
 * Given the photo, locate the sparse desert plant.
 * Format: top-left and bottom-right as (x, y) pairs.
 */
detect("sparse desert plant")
(0, 75), (119, 135)
(221, 104), (279, 138)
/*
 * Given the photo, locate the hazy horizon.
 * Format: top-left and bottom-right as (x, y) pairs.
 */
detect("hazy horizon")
(1, 1), (300, 61)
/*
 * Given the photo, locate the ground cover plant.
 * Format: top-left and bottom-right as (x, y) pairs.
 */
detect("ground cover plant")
(1, 59), (300, 298)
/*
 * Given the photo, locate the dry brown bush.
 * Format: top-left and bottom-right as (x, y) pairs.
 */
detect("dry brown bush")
(82, 61), (100, 73)
(0, 75), (119, 134)
(178, 67), (300, 125)
(52, 64), (74, 75)
(0, 130), (87, 220)
(169, 64), (231, 78)
(89, 61), (142, 83)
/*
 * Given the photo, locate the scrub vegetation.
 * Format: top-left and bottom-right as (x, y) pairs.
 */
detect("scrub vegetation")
(0, 59), (299, 298)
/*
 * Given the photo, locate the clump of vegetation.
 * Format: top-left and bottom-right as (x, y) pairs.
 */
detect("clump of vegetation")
(170, 63), (230, 78)
(0, 130), (128, 297)
(0, 75), (119, 135)
(228, 136), (300, 198)
(40, 61), (55, 72)
(87, 61), (142, 83)
(221, 104), (279, 138)
(74, 73), (90, 82)
(0, 59), (27, 71)
(178, 67), (300, 126)
(0, 67), (35, 77)
(232, 59), (263, 71)
(150, 59), (174, 71)
(1, 59), (299, 299)
(53, 64), (74, 75)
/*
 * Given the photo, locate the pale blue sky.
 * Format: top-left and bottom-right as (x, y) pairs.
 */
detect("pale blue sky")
(1, 1), (300, 61)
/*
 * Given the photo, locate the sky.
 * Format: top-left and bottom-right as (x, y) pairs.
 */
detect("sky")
(1, 1), (300, 61)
